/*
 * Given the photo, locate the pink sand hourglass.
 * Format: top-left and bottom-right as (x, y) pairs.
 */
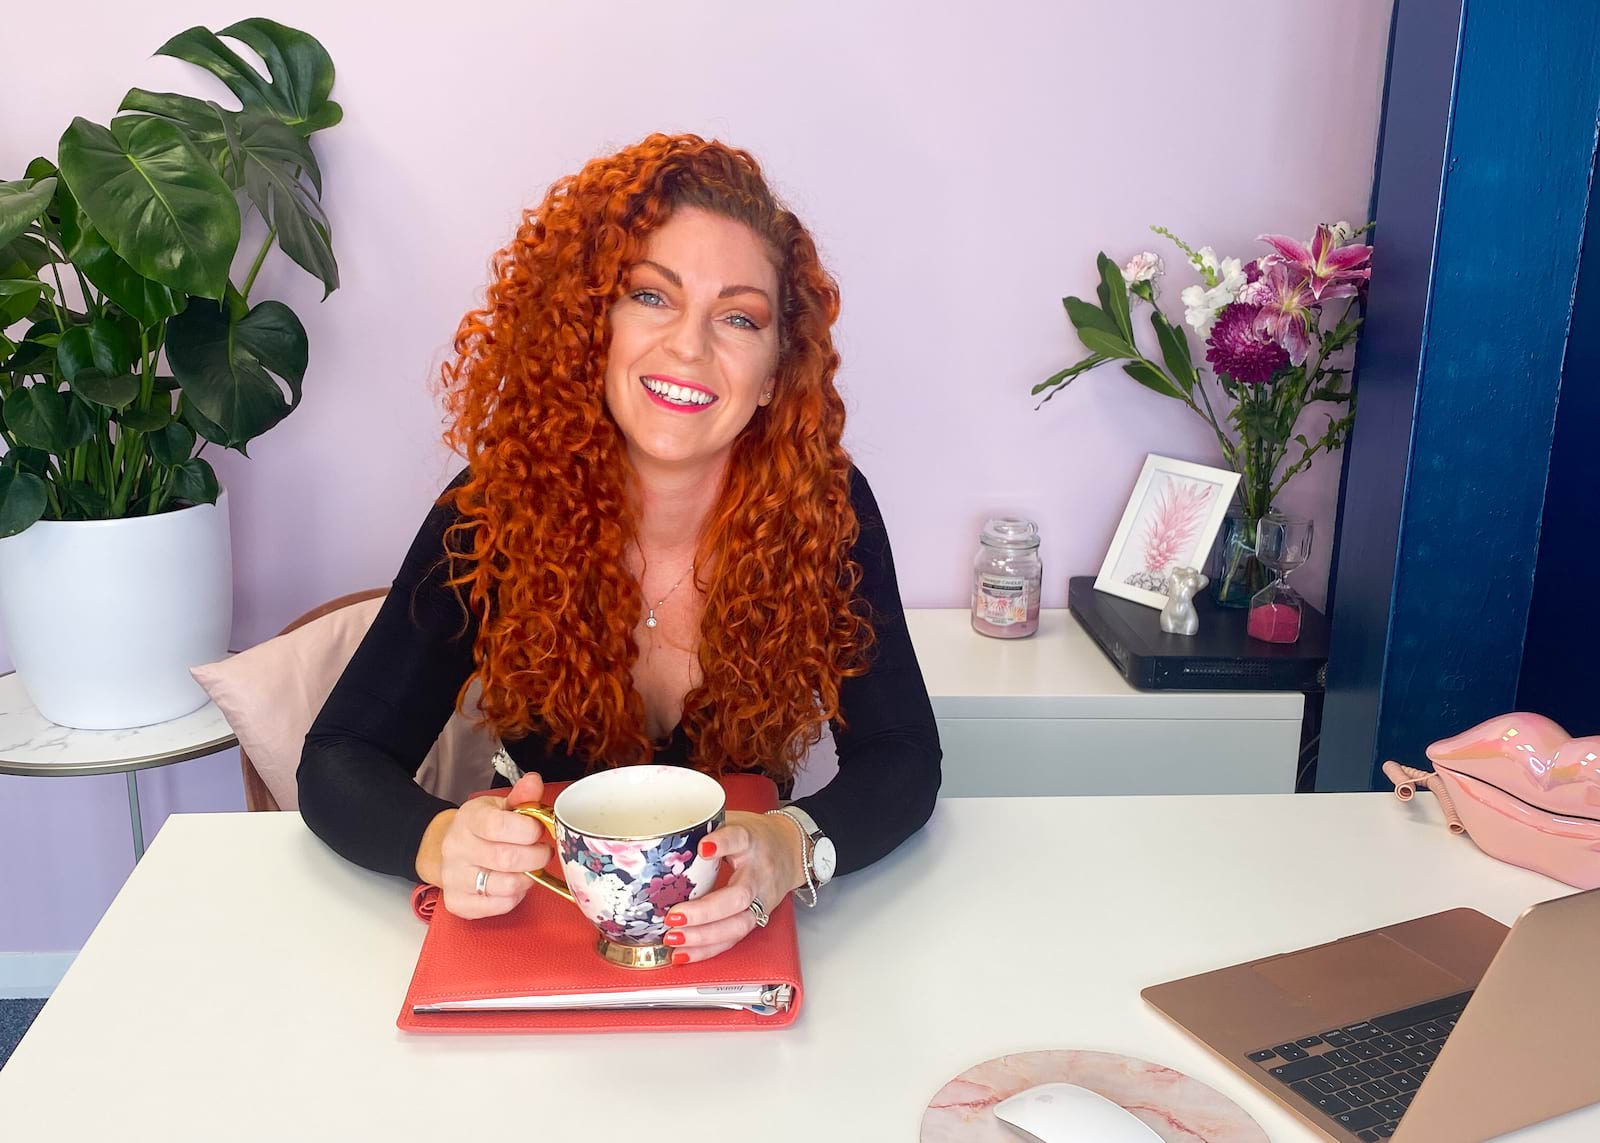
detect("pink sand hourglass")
(1248, 512), (1314, 643)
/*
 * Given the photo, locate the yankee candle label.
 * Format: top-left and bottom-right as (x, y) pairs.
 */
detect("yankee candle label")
(977, 574), (1027, 625)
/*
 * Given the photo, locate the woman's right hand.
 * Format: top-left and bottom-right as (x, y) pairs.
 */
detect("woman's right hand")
(420, 773), (552, 919)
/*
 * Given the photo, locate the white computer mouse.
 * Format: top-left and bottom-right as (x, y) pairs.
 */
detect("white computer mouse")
(993, 1081), (1164, 1142)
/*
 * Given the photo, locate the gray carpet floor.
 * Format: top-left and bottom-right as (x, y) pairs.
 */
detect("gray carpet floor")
(0, 998), (47, 1070)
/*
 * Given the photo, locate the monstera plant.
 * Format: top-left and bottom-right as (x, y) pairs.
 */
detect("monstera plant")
(0, 18), (341, 538)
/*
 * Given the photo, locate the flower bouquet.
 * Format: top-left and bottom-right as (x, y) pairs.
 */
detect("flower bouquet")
(1036, 223), (1373, 605)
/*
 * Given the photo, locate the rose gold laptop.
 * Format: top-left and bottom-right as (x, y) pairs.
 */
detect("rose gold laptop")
(1142, 888), (1600, 1142)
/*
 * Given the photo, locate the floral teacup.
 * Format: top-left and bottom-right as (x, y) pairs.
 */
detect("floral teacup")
(514, 765), (725, 969)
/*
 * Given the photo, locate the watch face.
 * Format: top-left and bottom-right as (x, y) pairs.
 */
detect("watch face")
(812, 837), (837, 884)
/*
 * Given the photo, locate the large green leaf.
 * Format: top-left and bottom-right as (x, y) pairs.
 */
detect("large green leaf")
(113, 95), (231, 177)
(23, 157), (58, 183)
(153, 20), (341, 135)
(73, 373), (141, 409)
(0, 445), (51, 476)
(6, 315), (63, 377)
(0, 234), (53, 278)
(1151, 309), (1197, 397)
(179, 393), (235, 452)
(1122, 360), (1184, 401)
(0, 178), (57, 250)
(220, 19), (338, 128)
(225, 110), (337, 295)
(166, 298), (307, 446)
(1064, 296), (1123, 340)
(57, 116), (240, 300)
(0, 278), (49, 327)
(1096, 253), (1133, 342)
(6, 319), (59, 377)
(146, 418), (195, 465)
(118, 398), (175, 432)
(0, 468), (49, 537)
(116, 90), (230, 144)
(4, 385), (95, 453)
(168, 456), (220, 505)
(56, 173), (188, 328)
(57, 318), (136, 381)
(60, 216), (187, 327)
(1075, 326), (1139, 361)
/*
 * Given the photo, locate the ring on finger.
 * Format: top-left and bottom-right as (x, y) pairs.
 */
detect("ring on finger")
(474, 868), (490, 897)
(748, 895), (770, 928)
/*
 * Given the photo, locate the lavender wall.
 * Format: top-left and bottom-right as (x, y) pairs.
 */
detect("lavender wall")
(0, 0), (1393, 958)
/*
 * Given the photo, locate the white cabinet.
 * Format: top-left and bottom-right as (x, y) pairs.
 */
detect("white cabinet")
(906, 609), (1303, 797)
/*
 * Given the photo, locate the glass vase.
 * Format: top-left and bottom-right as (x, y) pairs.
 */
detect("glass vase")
(1211, 506), (1272, 609)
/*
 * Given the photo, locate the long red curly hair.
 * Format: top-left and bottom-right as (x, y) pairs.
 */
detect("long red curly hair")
(437, 133), (873, 780)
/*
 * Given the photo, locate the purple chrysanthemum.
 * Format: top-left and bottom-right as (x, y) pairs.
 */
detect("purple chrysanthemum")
(1205, 303), (1290, 384)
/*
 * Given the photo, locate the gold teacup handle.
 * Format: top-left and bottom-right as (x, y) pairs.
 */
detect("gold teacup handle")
(512, 804), (575, 904)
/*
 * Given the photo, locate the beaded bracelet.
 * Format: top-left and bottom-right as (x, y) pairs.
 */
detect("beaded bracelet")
(765, 807), (819, 907)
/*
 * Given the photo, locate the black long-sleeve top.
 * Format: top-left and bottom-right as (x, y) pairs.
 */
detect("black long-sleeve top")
(298, 465), (942, 882)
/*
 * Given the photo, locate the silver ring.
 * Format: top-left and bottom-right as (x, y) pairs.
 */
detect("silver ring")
(748, 896), (770, 928)
(474, 868), (490, 897)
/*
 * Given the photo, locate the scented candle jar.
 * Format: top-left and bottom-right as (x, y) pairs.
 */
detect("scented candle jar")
(971, 517), (1042, 639)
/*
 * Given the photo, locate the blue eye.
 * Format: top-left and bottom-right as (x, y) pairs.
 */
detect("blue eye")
(728, 314), (760, 331)
(631, 289), (665, 307)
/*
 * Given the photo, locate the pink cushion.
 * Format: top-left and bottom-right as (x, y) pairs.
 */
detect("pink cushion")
(189, 595), (498, 811)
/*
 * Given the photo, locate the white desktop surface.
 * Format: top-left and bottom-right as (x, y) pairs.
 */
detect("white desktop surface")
(2, 794), (1590, 1142)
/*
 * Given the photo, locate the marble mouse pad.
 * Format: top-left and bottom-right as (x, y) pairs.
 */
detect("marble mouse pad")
(921, 1049), (1267, 1142)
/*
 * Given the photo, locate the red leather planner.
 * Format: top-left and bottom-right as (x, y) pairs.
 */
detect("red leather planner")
(397, 773), (804, 1033)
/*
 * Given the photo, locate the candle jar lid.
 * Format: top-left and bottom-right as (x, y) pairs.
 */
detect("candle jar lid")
(979, 517), (1040, 550)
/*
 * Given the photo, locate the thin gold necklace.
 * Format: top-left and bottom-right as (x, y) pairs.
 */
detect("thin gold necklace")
(644, 563), (695, 629)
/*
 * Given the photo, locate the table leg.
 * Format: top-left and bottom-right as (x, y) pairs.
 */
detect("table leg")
(127, 770), (146, 862)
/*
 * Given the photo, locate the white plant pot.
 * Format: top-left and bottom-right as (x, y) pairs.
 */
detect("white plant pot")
(0, 490), (233, 729)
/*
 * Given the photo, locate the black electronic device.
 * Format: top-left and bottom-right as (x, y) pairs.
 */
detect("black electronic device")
(1067, 575), (1328, 692)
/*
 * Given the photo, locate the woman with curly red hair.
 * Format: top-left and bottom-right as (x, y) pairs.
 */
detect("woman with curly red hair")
(299, 134), (941, 962)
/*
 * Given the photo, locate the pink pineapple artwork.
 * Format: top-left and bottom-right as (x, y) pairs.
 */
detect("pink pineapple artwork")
(1123, 478), (1215, 594)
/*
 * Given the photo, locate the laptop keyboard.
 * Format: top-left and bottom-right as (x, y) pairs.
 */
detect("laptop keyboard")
(1247, 991), (1471, 1140)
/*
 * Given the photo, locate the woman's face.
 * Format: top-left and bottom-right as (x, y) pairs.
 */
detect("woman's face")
(603, 206), (781, 472)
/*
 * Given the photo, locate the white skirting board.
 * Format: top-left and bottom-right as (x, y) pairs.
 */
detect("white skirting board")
(0, 952), (75, 998)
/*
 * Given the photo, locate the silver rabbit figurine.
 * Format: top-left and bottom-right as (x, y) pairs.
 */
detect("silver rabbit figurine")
(1161, 566), (1209, 636)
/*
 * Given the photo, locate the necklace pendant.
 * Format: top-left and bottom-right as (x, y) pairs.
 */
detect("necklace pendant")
(645, 612), (658, 629)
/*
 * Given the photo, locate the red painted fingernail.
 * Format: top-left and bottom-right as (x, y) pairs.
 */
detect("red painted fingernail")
(671, 951), (690, 966)
(663, 930), (686, 946)
(666, 912), (688, 927)
(699, 840), (717, 858)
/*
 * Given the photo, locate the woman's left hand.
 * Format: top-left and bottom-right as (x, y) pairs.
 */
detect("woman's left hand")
(662, 810), (805, 964)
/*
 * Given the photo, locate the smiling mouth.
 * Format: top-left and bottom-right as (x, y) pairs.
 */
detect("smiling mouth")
(640, 375), (718, 409)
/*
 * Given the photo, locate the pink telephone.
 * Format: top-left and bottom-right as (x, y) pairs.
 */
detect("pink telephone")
(1385, 713), (1600, 890)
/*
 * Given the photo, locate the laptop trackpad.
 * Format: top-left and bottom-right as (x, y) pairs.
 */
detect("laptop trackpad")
(1253, 933), (1470, 1021)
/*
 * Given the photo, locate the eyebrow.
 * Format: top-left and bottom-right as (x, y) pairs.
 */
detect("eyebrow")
(636, 260), (772, 304)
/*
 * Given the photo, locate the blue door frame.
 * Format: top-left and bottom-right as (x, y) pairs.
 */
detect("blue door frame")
(1318, 0), (1600, 789)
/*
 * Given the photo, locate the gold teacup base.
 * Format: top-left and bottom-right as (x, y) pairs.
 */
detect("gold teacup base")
(597, 938), (674, 969)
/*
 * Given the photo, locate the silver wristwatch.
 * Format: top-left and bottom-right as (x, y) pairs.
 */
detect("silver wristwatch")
(772, 805), (835, 906)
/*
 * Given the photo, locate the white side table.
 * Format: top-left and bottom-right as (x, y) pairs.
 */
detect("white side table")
(906, 609), (1305, 795)
(0, 672), (238, 861)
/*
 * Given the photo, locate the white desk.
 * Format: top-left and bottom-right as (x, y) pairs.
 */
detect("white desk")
(2, 793), (1589, 1141)
(907, 609), (1304, 796)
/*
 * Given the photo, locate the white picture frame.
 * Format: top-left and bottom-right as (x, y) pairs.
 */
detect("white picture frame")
(1094, 454), (1241, 609)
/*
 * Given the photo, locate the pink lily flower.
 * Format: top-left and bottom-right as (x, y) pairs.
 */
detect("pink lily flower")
(1238, 261), (1316, 365)
(1256, 223), (1372, 301)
